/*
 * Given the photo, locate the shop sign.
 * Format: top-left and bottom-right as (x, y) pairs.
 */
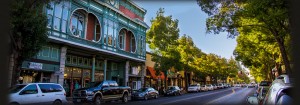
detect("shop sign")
(29, 62), (43, 70)
(55, 71), (64, 76)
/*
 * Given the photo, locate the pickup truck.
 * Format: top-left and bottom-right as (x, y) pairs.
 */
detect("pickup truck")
(72, 80), (131, 105)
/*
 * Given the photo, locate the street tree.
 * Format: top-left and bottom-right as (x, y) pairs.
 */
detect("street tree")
(146, 8), (181, 88)
(233, 29), (281, 81)
(177, 34), (204, 87)
(196, 0), (292, 76)
(9, 0), (51, 86)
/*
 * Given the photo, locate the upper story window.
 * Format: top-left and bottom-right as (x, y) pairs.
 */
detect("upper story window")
(71, 12), (85, 38)
(103, 18), (118, 47)
(131, 33), (136, 53)
(46, 1), (69, 33)
(118, 29), (126, 50)
(138, 36), (143, 55)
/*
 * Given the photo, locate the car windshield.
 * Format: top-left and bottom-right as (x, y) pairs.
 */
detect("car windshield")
(168, 87), (176, 90)
(87, 81), (102, 88)
(9, 85), (26, 93)
(260, 81), (271, 86)
(190, 85), (198, 87)
(201, 85), (205, 87)
(138, 88), (148, 92)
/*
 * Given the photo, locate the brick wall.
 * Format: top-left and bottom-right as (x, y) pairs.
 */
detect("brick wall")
(119, 5), (143, 21)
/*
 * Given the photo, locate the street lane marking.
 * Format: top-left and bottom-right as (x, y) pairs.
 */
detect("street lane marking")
(204, 88), (236, 105)
(160, 88), (237, 105)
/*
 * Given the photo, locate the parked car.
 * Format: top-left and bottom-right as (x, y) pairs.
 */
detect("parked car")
(213, 84), (218, 90)
(247, 74), (293, 105)
(165, 86), (181, 96)
(9, 83), (68, 105)
(247, 83), (255, 88)
(217, 83), (224, 89)
(200, 85), (208, 91)
(206, 84), (214, 91)
(234, 84), (241, 87)
(72, 80), (131, 105)
(187, 84), (200, 93)
(223, 83), (228, 88)
(132, 87), (159, 100)
(258, 81), (271, 88)
(256, 86), (270, 105)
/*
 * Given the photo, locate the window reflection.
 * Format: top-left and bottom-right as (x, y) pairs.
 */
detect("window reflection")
(71, 12), (85, 37)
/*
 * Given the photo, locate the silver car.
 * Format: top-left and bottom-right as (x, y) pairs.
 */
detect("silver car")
(247, 74), (293, 105)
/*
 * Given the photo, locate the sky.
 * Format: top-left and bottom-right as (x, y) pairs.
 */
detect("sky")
(134, 0), (237, 59)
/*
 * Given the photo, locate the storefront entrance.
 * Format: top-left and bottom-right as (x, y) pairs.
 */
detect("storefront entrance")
(63, 66), (104, 97)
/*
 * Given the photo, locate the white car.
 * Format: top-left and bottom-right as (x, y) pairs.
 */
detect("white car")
(200, 85), (208, 92)
(218, 83), (224, 89)
(213, 84), (218, 90)
(9, 83), (68, 105)
(188, 84), (200, 93)
(206, 84), (214, 91)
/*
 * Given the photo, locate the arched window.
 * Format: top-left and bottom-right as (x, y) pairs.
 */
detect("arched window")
(118, 30), (125, 49)
(139, 36), (143, 55)
(71, 11), (85, 38)
(131, 33), (136, 53)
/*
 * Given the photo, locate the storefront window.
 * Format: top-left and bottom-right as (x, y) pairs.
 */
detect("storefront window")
(95, 71), (104, 82)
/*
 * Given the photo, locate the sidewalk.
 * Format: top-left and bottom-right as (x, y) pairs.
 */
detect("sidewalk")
(66, 97), (73, 105)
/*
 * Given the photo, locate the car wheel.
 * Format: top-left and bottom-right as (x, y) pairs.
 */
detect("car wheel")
(52, 100), (62, 105)
(144, 94), (148, 100)
(122, 94), (128, 103)
(94, 95), (102, 105)
(155, 94), (158, 99)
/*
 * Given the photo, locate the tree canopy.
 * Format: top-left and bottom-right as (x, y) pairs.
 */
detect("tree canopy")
(197, 0), (292, 76)
(10, 0), (51, 85)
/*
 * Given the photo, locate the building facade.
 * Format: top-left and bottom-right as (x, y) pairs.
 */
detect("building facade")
(17, 0), (148, 96)
(145, 52), (166, 90)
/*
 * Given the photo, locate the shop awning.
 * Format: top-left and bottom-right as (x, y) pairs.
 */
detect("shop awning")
(147, 66), (165, 80)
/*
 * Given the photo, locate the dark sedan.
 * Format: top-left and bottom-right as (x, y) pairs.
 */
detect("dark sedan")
(164, 86), (181, 96)
(132, 87), (159, 100)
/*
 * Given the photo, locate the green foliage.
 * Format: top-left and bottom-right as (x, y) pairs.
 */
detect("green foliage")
(197, 0), (292, 76)
(10, 0), (50, 60)
(146, 8), (181, 73)
(10, 0), (51, 85)
(233, 25), (281, 81)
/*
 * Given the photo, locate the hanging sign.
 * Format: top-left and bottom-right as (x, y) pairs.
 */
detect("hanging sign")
(28, 62), (43, 70)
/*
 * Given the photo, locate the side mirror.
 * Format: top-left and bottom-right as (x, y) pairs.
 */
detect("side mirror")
(247, 96), (259, 105)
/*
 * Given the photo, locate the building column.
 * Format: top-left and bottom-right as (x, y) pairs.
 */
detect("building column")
(104, 59), (107, 81)
(91, 55), (96, 82)
(58, 46), (67, 86)
(125, 61), (129, 86)
(141, 65), (145, 88)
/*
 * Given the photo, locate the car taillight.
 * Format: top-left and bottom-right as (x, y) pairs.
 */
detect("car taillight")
(64, 92), (66, 96)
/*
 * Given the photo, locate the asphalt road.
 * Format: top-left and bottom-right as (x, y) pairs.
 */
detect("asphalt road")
(89, 87), (256, 105)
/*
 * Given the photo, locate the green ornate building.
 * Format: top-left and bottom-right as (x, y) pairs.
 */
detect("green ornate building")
(18, 0), (148, 96)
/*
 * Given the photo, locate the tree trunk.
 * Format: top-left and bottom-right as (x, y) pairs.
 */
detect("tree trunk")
(8, 53), (15, 87)
(11, 50), (23, 86)
(184, 71), (188, 91)
(275, 36), (292, 76)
